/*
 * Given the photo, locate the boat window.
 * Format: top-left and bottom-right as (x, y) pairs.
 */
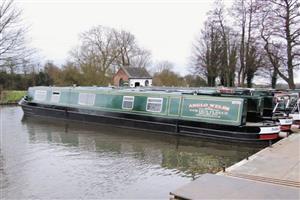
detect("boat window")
(122, 96), (134, 109)
(34, 90), (47, 101)
(78, 93), (95, 106)
(146, 97), (163, 112)
(51, 91), (60, 103)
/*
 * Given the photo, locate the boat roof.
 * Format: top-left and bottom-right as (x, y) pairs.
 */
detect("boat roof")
(30, 86), (220, 96)
(31, 86), (298, 97)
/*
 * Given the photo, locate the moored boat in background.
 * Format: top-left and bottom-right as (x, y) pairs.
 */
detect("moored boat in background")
(289, 98), (300, 128)
(218, 87), (296, 132)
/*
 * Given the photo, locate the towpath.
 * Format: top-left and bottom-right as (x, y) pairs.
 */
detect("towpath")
(170, 130), (300, 199)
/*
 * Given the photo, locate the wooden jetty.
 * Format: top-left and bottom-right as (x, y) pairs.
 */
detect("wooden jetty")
(170, 130), (300, 199)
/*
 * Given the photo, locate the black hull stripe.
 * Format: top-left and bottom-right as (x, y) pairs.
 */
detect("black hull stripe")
(25, 102), (264, 131)
(20, 102), (278, 143)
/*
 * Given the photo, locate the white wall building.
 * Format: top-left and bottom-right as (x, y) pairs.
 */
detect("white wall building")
(113, 66), (153, 87)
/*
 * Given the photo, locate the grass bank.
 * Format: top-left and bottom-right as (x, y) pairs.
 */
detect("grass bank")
(0, 90), (26, 104)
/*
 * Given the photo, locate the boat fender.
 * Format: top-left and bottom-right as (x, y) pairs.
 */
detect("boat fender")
(278, 118), (293, 126)
(291, 124), (300, 129)
(279, 131), (289, 138)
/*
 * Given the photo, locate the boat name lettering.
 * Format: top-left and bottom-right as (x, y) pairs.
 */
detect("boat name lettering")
(193, 109), (229, 118)
(188, 103), (230, 112)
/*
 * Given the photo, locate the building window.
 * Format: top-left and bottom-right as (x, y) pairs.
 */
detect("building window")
(146, 97), (163, 112)
(51, 91), (60, 103)
(119, 78), (124, 86)
(122, 96), (134, 109)
(135, 82), (140, 87)
(78, 93), (95, 106)
(34, 90), (47, 101)
(145, 80), (149, 86)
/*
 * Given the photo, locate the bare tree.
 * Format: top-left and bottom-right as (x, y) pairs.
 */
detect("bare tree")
(71, 26), (152, 85)
(113, 30), (138, 66)
(184, 74), (207, 87)
(259, 0), (300, 89)
(71, 26), (119, 85)
(153, 60), (174, 73)
(191, 19), (222, 86)
(113, 29), (152, 68)
(257, 61), (279, 88)
(153, 61), (184, 86)
(191, 1), (238, 87)
(213, 1), (238, 87)
(60, 61), (83, 86)
(0, 0), (31, 67)
(232, 0), (263, 87)
(130, 49), (152, 69)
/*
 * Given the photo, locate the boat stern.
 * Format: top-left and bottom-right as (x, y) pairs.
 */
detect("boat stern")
(289, 113), (300, 128)
(259, 125), (280, 140)
(278, 118), (293, 131)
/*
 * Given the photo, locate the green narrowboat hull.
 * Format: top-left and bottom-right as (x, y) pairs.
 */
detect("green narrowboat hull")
(20, 86), (281, 143)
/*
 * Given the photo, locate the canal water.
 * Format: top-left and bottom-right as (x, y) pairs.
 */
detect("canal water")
(1, 106), (260, 199)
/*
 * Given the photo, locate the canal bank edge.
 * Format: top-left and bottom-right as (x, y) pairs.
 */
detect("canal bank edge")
(220, 128), (300, 180)
(170, 130), (300, 199)
(0, 90), (26, 104)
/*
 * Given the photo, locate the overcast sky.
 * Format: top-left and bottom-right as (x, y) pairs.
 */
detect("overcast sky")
(17, 0), (233, 72)
(16, 0), (299, 83)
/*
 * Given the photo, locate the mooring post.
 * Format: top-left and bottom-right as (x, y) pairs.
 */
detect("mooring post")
(269, 140), (272, 147)
(222, 163), (226, 172)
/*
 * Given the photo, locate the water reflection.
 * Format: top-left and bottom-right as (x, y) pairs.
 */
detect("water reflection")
(1, 106), (260, 199)
(23, 116), (258, 175)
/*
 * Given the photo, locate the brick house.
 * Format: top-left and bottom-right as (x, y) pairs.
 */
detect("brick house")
(113, 66), (152, 87)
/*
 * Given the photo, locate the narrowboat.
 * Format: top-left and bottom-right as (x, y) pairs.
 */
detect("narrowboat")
(259, 89), (300, 130)
(19, 86), (281, 143)
(218, 88), (294, 132)
(279, 90), (300, 128)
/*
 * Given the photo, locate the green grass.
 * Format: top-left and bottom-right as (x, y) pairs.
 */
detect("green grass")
(0, 90), (26, 104)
